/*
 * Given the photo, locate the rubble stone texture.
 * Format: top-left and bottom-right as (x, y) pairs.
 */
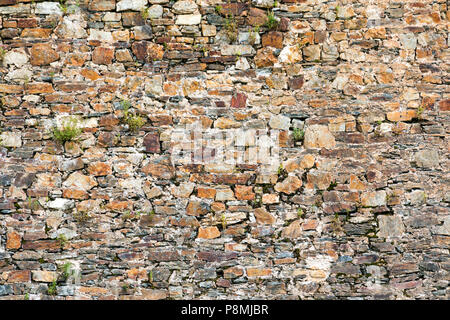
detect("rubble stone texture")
(0, 0), (449, 300)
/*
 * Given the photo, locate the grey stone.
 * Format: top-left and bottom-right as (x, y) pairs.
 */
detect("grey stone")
(377, 215), (405, 238)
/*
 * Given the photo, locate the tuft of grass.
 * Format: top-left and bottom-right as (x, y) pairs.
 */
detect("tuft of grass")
(0, 47), (6, 62)
(292, 128), (304, 141)
(121, 100), (147, 132)
(266, 11), (279, 30)
(61, 262), (72, 280)
(141, 7), (149, 19)
(248, 25), (260, 45)
(47, 280), (57, 296)
(215, 5), (222, 14)
(224, 14), (238, 43)
(57, 234), (68, 249)
(297, 208), (304, 218)
(73, 211), (91, 224)
(221, 213), (227, 230)
(52, 117), (82, 144)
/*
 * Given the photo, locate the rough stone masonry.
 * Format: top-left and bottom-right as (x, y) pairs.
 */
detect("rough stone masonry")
(0, 0), (449, 300)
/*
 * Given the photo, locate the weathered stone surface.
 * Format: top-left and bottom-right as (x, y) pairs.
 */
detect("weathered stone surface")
(361, 191), (386, 207)
(116, 0), (146, 11)
(30, 43), (59, 66)
(254, 208), (275, 225)
(197, 226), (220, 239)
(0, 132), (21, 148)
(176, 14), (201, 25)
(32, 271), (58, 283)
(35, 2), (63, 15)
(3, 49), (28, 67)
(48, 198), (75, 210)
(378, 215), (405, 238)
(275, 176), (302, 194)
(92, 47), (114, 65)
(172, 0), (197, 14)
(269, 114), (290, 130)
(63, 172), (97, 191)
(6, 231), (21, 250)
(304, 125), (336, 149)
(413, 149), (439, 168)
(281, 220), (302, 239)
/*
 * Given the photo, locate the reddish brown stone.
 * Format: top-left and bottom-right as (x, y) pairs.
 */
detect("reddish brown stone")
(262, 31), (283, 49)
(122, 12), (145, 27)
(254, 208), (276, 225)
(30, 43), (59, 66)
(230, 93), (247, 108)
(143, 132), (160, 153)
(92, 47), (114, 65)
(289, 76), (304, 90)
(6, 231), (21, 250)
(186, 201), (209, 216)
(18, 18), (38, 28)
(439, 99), (450, 111)
(80, 68), (101, 81)
(8, 270), (31, 283)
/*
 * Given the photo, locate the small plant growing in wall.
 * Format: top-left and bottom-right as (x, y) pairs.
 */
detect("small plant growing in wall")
(47, 280), (58, 296)
(51, 117), (82, 144)
(0, 47), (6, 63)
(141, 7), (150, 19)
(266, 10), (279, 30)
(292, 128), (304, 142)
(248, 25), (260, 45)
(224, 14), (238, 43)
(121, 100), (147, 132)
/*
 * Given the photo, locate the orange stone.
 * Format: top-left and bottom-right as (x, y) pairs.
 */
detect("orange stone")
(254, 208), (276, 225)
(62, 189), (89, 200)
(197, 187), (216, 199)
(80, 68), (101, 81)
(88, 162), (112, 176)
(387, 110), (416, 122)
(92, 47), (115, 65)
(234, 185), (255, 200)
(197, 226), (221, 239)
(8, 270), (31, 283)
(6, 231), (21, 250)
(25, 82), (54, 94)
(246, 267), (272, 277)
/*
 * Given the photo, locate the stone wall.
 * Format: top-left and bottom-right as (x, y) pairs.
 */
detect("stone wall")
(0, 0), (449, 300)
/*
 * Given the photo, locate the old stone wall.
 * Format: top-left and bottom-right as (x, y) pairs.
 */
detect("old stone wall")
(0, 0), (449, 300)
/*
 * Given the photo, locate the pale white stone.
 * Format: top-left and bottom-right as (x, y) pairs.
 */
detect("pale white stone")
(88, 29), (113, 42)
(172, 0), (198, 14)
(147, 4), (164, 19)
(116, 0), (147, 12)
(269, 114), (291, 130)
(47, 198), (75, 211)
(278, 45), (303, 64)
(175, 14), (202, 25)
(35, 2), (63, 15)
(3, 49), (28, 68)
(0, 132), (22, 148)
(221, 44), (255, 56)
